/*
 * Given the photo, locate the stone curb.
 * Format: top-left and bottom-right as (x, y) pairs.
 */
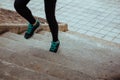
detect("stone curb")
(0, 23), (68, 34)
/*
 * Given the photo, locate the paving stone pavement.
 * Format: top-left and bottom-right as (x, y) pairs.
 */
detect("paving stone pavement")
(0, 0), (120, 44)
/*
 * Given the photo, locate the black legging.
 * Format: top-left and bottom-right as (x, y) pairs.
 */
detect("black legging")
(14, 0), (58, 42)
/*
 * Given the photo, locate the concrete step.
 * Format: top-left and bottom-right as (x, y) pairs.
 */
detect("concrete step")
(0, 48), (63, 80)
(31, 31), (120, 79)
(1, 32), (99, 79)
(1, 32), (79, 71)
(1, 32), (49, 50)
(67, 31), (120, 48)
(1, 31), (120, 79)
(0, 45), (93, 80)
(32, 31), (53, 42)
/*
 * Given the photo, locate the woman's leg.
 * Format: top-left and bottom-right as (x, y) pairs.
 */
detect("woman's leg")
(44, 0), (60, 53)
(14, 0), (40, 39)
(44, 0), (59, 42)
(14, 0), (36, 24)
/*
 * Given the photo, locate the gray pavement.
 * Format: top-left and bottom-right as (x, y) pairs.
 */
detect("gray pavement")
(0, 0), (120, 44)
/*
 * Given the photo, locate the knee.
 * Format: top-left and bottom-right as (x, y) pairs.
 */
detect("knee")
(14, 1), (24, 10)
(14, 1), (20, 10)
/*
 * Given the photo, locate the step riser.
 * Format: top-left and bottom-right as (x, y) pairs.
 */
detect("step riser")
(0, 27), (9, 34)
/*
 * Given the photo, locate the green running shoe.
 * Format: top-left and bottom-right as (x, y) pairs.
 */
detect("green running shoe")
(49, 41), (60, 53)
(24, 20), (40, 39)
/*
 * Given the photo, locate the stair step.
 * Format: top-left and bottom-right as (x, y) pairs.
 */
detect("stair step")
(1, 32), (49, 50)
(32, 31), (120, 58)
(1, 31), (120, 79)
(34, 31), (120, 49)
(31, 31), (120, 79)
(0, 36), (37, 52)
(1, 32), (79, 72)
(33, 31), (51, 41)
(0, 47), (94, 80)
(67, 31), (120, 48)
(0, 48), (63, 80)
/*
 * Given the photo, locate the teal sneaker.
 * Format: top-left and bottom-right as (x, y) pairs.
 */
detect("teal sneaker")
(24, 20), (40, 39)
(49, 41), (60, 53)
